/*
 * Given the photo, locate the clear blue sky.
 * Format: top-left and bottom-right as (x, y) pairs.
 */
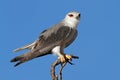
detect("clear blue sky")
(0, 0), (120, 80)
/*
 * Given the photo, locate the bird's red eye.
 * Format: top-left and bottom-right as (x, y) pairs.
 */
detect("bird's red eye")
(68, 14), (74, 17)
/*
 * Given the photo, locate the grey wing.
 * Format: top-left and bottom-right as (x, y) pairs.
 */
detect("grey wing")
(23, 25), (72, 59)
(33, 24), (72, 52)
(27, 25), (71, 59)
(65, 29), (78, 47)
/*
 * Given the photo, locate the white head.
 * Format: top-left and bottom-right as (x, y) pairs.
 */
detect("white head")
(63, 11), (80, 29)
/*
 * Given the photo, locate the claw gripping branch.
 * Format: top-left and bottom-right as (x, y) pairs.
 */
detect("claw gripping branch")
(50, 55), (79, 80)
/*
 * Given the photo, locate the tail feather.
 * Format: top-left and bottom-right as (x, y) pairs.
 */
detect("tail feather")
(11, 41), (51, 67)
(14, 61), (24, 67)
(10, 54), (27, 67)
(10, 50), (49, 67)
(11, 56), (23, 62)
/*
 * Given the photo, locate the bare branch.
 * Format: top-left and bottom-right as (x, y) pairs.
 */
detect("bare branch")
(50, 54), (79, 80)
(59, 63), (67, 80)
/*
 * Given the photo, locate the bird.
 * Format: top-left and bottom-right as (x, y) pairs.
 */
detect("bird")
(11, 11), (81, 67)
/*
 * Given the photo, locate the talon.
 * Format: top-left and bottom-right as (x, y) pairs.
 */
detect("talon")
(58, 55), (66, 63)
(58, 54), (72, 63)
(65, 55), (72, 60)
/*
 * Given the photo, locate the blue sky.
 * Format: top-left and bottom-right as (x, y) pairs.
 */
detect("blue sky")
(0, 0), (120, 80)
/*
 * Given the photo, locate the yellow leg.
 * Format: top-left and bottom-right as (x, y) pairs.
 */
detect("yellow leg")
(58, 55), (66, 63)
(58, 54), (72, 63)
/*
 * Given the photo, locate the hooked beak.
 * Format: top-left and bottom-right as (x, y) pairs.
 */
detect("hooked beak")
(76, 13), (81, 20)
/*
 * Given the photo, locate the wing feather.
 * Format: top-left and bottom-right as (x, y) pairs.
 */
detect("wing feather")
(34, 23), (72, 51)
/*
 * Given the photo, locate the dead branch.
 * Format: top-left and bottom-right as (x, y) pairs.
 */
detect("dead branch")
(59, 63), (67, 80)
(50, 55), (79, 80)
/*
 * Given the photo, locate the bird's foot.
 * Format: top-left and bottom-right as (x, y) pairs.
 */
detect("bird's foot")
(58, 55), (66, 63)
(58, 54), (72, 63)
(65, 54), (72, 61)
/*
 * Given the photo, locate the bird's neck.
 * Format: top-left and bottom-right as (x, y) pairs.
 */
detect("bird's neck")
(62, 18), (79, 29)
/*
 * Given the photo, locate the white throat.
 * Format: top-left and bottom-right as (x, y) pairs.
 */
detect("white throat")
(63, 17), (79, 29)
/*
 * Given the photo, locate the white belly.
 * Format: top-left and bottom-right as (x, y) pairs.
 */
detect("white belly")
(52, 46), (62, 57)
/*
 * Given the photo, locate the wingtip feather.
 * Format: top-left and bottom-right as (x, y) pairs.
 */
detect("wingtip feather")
(14, 61), (23, 67)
